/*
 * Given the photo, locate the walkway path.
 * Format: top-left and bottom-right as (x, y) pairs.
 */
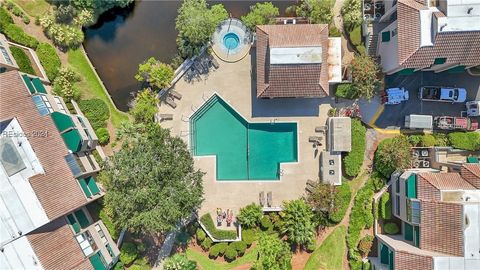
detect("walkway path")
(332, 0), (355, 65)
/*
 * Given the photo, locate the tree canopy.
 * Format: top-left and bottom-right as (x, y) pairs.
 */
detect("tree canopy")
(374, 135), (411, 177)
(241, 2), (279, 31)
(253, 233), (292, 270)
(100, 124), (204, 234)
(280, 199), (316, 248)
(296, 0), (334, 24)
(176, 0), (227, 58)
(135, 57), (174, 89)
(129, 88), (158, 124)
(350, 55), (381, 100)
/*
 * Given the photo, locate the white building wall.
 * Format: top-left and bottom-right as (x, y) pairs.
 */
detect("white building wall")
(377, 21), (399, 73)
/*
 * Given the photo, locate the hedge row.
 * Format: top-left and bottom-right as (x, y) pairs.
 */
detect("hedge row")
(9, 46), (34, 74)
(3, 23), (39, 48)
(0, 7), (13, 30)
(199, 213), (237, 240)
(36, 43), (61, 80)
(379, 192), (391, 220)
(448, 132), (480, 151)
(329, 182), (352, 223)
(343, 119), (366, 177)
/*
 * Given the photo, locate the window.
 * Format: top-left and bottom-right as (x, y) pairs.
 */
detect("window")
(382, 31), (391, 42)
(391, 28), (398, 37)
(395, 179), (400, 193)
(0, 46), (13, 65)
(406, 199), (420, 224)
(54, 96), (68, 114)
(65, 153), (82, 177)
(32, 95), (53, 116)
(433, 57), (446, 65)
(76, 231), (96, 256)
(395, 195), (400, 215)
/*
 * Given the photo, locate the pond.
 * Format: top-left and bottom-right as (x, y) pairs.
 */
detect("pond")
(83, 0), (298, 111)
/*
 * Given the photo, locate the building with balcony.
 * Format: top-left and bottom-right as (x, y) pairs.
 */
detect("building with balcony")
(373, 0), (480, 75)
(369, 162), (480, 270)
(0, 33), (18, 72)
(0, 70), (118, 270)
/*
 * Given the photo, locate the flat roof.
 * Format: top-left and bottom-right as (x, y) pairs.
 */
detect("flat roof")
(329, 117), (352, 152)
(270, 47), (322, 65)
(320, 151), (342, 186)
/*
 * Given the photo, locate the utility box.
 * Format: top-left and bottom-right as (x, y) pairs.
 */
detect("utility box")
(405, 114), (433, 129)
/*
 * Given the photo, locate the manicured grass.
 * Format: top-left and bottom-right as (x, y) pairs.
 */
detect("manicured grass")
(67, 48), (129, 128)
(186, 246), (258, 270)
(13, 0), (50, 17)
(304, 226), (346, 270)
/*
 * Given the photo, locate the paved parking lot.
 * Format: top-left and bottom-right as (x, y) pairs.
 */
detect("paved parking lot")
(374, 71), (480, 129)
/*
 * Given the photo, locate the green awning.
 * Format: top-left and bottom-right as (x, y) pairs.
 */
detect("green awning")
(89, 252), (107, 270)
(404, 222), (413, 241)
(380, 244), (390, 265)
(22, 74), (35, 94)
(74, 209), (90, 228)
(32, 77), (47, 94)
(86, 176), (101, 195)
(66, 214), (80, 234)
(467, 156), (479, 163)
(78, 178), (92, 198)
(406, 174), (417, 199)
(51, 112), (75, 133)
(61, 129), (82, 153)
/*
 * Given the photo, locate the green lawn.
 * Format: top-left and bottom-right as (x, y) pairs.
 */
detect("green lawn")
(13, 0), (50, 17)
(304, 226), (346, 270)
(68, 48), (129, 128)
(186, 246), (258, 270)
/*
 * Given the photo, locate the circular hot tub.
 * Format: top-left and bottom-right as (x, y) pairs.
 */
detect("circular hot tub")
(223, 32), (240, 51)
(212, 18), (251, 62)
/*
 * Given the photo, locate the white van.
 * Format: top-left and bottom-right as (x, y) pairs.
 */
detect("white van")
(405, 114), (433, 130)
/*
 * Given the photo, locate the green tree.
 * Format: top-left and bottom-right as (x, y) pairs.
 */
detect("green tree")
(253, 233), (292, 270)
(163, 253), (197, 270)
(280, 199), (315, 249)
(237, 203), (263, 228)
(374, 136), (411, 177)
(135, 57), (174, 89)
(296, 0), (334, 24)
(175, 0), (227, 58)
(350, 55), (381, 100)
(52, 67), (81, 101)
(241, 2), (279, 31)
(129, 88), (158, 124)
(341, 0), (362, 31)
(115, 121), (146, 145)
(101, 125), (204, 234)
(306, 183), (337, 226)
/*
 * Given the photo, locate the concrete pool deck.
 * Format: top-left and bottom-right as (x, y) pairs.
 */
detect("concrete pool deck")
(157, 50), (336, 218)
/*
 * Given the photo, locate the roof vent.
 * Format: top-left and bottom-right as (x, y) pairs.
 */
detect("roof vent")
(440, 24), (447, 31)
(329, 170), (335, 175)
(467, 7), (473, 14)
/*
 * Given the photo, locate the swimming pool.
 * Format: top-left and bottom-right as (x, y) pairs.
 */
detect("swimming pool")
(190, 95), (298, 181)
(223, 33), (240, 50)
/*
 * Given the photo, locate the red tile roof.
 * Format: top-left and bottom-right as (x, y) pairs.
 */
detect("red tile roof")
(461, 163), (480, 188)
(27, 218), (92, 270)
(0, 71), (87, 219)
(394, 250), (433, 270)
(396, 0), (480, 70)
(417, 172), (476, 191)
(256, 24), (329, 98)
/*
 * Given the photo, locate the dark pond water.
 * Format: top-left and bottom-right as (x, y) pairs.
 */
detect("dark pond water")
(84, 0), (298, 111)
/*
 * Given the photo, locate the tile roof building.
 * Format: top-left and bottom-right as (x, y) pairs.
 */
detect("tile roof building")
(256, 24), (342, 98)
(375, 0), (480, 75)
(370, 162), (480, 270)
(0, 69), (119, 269)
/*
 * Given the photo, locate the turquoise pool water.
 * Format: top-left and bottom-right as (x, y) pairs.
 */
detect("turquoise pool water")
(191, 95), (297, 180)
(223, 32), (240, 50)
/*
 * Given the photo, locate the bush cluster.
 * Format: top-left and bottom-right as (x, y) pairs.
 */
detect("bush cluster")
(52, 67), (81, 101)
(0, 8), (13, 30)
(335, 83), (355, 99)
(448, 132), (480, 151)
(241, 229), (255, 246)
(96, 127), (110, 145)
(35, 43), (61, 80)
(343, 119), (367, 177)
(199, 213), (237, 240)
(358, 235), (374, 257)
(78, 99), (110, 130)
(379, 192), (392, 220)
(3, 24), (39, 48)
(260, 215), (273, 231)
(209, 242), (228, 258)
(9, 46), (34, 74)
(329, 182), (353, 223)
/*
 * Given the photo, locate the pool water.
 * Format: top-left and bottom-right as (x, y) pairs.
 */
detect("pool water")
(191, 95), (297, 180)
(223, 33), (240, 50)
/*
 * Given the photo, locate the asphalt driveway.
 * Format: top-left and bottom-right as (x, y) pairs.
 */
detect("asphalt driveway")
(374, 71), (480, 129)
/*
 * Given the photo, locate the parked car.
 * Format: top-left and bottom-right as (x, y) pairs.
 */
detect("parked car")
(434, 116), (478, 131)
(381, 87), (409, 105)
(405, 114), (433, 129)
(419, 86), (467, 103)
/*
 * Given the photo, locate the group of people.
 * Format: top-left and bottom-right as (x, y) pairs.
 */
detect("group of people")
(216, 208), (234, 227)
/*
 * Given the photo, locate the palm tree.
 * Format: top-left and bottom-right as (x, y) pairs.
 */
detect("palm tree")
(280, 199), (315, 249)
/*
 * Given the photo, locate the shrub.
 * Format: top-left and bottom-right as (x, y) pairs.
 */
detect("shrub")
(230, 241), (247, 255)
(0, 8), (13, 30)
(260, 216), (273, 231)
(22, 15), (30, 24)
(200, 237), (212, 250)
(3, 24), (39, 48)
(209, 243), (228, 258)
(335, 83), (355, 99)
(448, 132), (480, 151)
(374, 136), (411, 178)
(408, 135), (422, 146)
(52, 67), (81, 101)
(196, 228), (206, 242)
(99, 206), (118, 240)
(237, 203), (263, 228)
(384, 222), (400, 235)
(344, 119), (367, 177)
(356, 45), (366, 55)
(12, 6), (22, 17)
(199, 213), (237, 240)
(5, 1), (14, 10)
(379, 192), (391, 220)
(268, 212), (282, 230)
(78, 99), (110, 130)
(342, 0), (362, 31)
(113, 261), (124, 270)
(42, 16), (84, 49)
(350, 26), (362, 46)
(10, 46), (34, 75)
(433, 133), (449, 146)
(421, 134), (436, 147)
(358, 235), (373, 257)
(329, 182), (353, 223)
(34, 16), (40, 25)
(224, 245), (238, 261)
(350, 55), (381, 100)
(36, 43), (61, 80)
(242, 229), (255, 246)
(120, 242), (138, 265)
(163, 254), (196, 270)
(347, 178), (375, 250)
(329, 25), (342, 37)
(306, 241), (316, 253)
(96, 127), (110, 145)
